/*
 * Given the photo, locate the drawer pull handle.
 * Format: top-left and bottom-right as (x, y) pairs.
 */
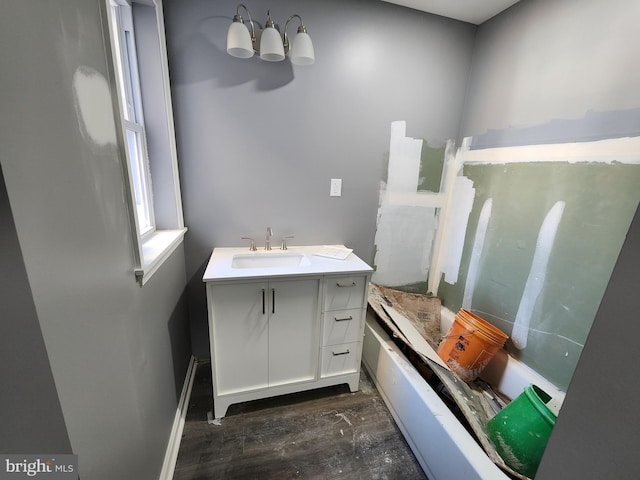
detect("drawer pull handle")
(336, 282), (356, 288)
(261, 289), (266, 314)
(272, 288), (275, 314)
(334, 316), (353, 322)
(332, 350), (350, 356)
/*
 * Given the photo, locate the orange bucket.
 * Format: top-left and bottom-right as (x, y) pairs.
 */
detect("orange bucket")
(437, 309), (508, 382)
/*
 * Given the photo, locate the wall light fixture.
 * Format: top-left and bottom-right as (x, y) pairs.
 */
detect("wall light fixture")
(226, 4), (315, 65)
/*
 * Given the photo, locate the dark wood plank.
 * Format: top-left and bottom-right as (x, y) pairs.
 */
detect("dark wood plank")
(173, 361), (428, 480)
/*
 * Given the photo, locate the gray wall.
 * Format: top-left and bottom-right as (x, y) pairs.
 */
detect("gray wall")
(0, 1), (191, 478)
(0, 167), (72, 454)
(461, 0), (640, 140)
(163, 0), (477, 356)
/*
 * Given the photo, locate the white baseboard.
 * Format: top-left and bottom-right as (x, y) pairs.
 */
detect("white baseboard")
(159, 355), (197, 480)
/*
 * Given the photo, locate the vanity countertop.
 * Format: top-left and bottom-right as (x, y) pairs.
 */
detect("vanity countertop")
(203, 245), (373, 282)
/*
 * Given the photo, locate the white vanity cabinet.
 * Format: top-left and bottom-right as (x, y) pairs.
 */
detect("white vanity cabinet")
(208, 277), (321, 400)
(203, 246), (373, 418)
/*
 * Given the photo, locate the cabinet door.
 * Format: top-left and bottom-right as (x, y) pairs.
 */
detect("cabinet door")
(209, 281), (269, 395)
(268, 277), (320, 387)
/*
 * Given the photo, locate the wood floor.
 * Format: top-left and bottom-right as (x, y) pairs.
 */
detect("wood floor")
(173, 361), (428, 479)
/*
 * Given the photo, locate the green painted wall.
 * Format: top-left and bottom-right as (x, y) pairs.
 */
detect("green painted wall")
(437, 161), (640, 389)
(418, 142), (445, 192)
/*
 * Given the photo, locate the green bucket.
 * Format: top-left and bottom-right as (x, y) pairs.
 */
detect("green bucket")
(486, 385), (557, 478)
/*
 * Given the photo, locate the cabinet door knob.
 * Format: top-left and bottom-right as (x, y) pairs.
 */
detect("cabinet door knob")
(332, 350), (350, 356)
(336, 281), (356, 288)
(334, 316), (353, 322)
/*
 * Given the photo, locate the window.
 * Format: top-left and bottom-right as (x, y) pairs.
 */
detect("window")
(106, 0), (186, 285)
(110, 2), (155, 237)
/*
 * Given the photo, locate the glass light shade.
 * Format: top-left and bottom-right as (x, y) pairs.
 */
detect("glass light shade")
(227, 22), (254, 58)
(259, 26), (285, 61)
(290, 32), (315, 65)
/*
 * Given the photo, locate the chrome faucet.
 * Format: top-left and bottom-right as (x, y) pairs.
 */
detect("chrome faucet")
(265, 227), (273, 250)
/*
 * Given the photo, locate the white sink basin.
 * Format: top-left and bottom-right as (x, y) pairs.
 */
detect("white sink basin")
(231, 252), (311, 269)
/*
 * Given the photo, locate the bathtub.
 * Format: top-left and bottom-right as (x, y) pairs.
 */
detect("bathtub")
(362, 309), (565, 480)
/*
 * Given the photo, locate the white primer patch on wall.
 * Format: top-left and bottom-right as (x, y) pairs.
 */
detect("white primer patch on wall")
(440, 176), (475, 285)
(72, 66), (117, 148)
(428, 140), (474, 295)
(373, 121), (438, 286)
(386, 121), (422, 192)
(461, 198), (492, 310)
(512, 200), (566, 350)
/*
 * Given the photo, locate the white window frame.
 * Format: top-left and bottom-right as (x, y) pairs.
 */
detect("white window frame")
(105, 0), (187, 285)
(110, 0), (155, 239)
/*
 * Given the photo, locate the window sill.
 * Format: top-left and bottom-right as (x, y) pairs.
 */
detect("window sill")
(135, 228), (188, 286)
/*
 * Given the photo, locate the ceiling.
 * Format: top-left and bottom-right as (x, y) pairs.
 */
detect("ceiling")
(382, 0), (521, 25)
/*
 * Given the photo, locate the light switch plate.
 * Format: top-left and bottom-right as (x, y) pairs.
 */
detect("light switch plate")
(330, 178), (342, 197)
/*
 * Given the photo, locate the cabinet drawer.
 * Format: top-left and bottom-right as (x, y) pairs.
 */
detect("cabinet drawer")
(321, 342), (361, 378)
(324, 276), (368, 311)
(323, 309), (363, 346)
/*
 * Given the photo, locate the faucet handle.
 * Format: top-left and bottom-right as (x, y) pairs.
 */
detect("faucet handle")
(281, 235), (294, 250)
(241, 237), (257, 251)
